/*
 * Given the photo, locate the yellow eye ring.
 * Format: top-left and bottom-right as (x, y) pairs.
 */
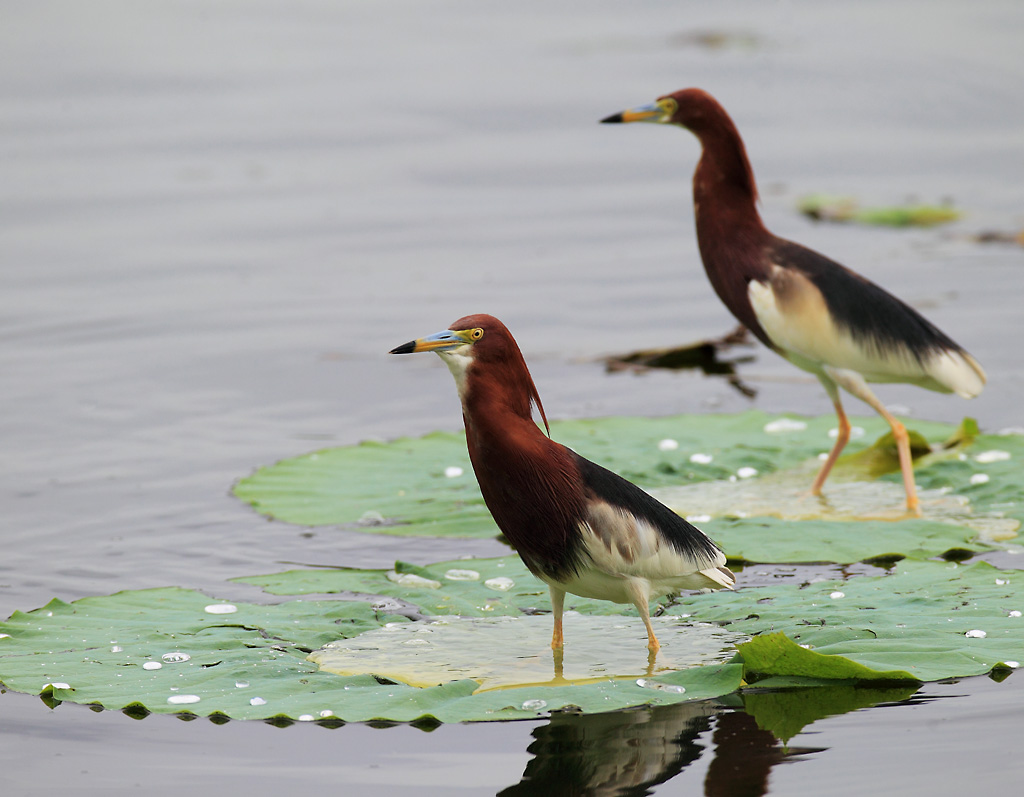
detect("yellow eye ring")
(470, 328), (484, 340)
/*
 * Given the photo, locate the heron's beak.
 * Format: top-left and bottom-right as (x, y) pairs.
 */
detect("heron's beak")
(600, 99), (673, 124)
(390, 329), (471, 355)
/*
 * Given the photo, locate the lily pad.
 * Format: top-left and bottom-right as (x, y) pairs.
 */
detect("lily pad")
(1, 557), (1023, 723)
(670, 559), (1024, 682)
(310, 614), (745, 690)
(233, 412), (1022, 564)
(0, 585), (743, 722)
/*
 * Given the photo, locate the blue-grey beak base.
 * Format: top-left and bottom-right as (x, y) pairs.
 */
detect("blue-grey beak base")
(389, 329), (464, 354)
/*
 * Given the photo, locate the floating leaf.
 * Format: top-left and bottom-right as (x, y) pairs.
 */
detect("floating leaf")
(234, 412), (1021, 564)
(310, 614), (746, 690)
(5, 415), (1022, 723)
(237, 556), (559, 616)
(0, 582), (744, 722)
(798, 194), (961, 227)
(672, 559), (1024, 682)
(738, 632), (917, 682)
(2, 557), (1023, 723)
(0, 588), (385, 721)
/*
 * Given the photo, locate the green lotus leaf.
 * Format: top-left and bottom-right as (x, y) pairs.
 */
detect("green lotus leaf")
(797, 194), (962, 227)
(2, 557), (1023, 723)
(0, 584), (743, 722)
(235, 555), (676, 617)
(671, 559), (1024, 682)
(233, 412), (1021, 564)
(738, 632), (917, 682)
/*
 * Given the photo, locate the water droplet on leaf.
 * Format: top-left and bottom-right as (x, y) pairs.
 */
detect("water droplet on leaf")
(764, 418), (807, 433)
(386, 572), (441, 589)
(204, 604), (238, 615)
(443, 569), (480, 581)
(635, 678), (685, 693)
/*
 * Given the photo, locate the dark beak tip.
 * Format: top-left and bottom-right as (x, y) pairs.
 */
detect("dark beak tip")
(599, 112), (624, 124)
(389, 341), (416, 355)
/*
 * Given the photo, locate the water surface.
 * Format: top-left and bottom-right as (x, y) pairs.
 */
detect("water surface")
(2, 1), (1023, 794)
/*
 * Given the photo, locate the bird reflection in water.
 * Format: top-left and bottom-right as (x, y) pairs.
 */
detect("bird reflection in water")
(500, 679), (919, 794)
(499, 703), (821, 797)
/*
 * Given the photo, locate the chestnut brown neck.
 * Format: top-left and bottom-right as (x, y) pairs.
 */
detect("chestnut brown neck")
(690, 111), (765, 241)
(689, 114), (775, 345)
(459, 361), (586, 578)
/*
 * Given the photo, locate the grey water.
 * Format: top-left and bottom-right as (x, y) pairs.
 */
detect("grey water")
(2, 1), (1023, 794)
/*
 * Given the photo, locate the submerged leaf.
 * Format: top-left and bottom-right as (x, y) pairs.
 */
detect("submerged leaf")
(798, 194), (961, 227)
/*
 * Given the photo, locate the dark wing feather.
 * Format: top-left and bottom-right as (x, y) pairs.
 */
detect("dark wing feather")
(768, 237), (966, 363)
(569, 450), (723, 568)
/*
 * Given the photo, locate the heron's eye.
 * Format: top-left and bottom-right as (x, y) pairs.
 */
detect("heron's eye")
(470, 328), (484, 340)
